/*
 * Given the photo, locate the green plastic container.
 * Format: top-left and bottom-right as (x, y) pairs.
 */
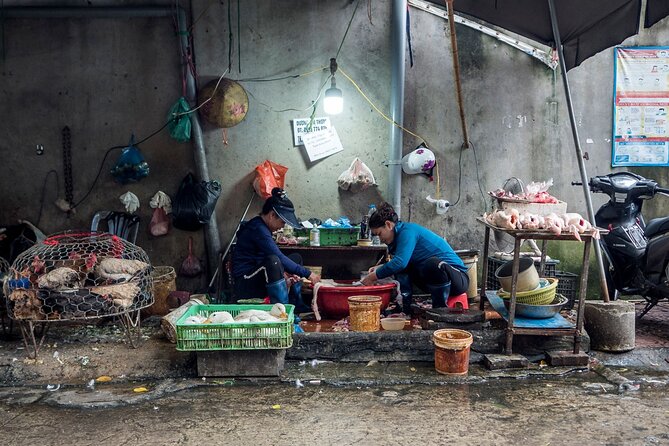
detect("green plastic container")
(175, 304), (294, 351)
(294, 227), (360, 246)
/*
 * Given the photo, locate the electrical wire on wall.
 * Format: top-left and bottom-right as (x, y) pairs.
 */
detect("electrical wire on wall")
(36, 170), (59, 226)
(447, 140), (487, 212)
(69, 119), (175, 210)
(51, 0), (487, 216)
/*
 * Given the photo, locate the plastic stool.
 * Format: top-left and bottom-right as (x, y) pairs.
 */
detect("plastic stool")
(447, 292), (469, 310)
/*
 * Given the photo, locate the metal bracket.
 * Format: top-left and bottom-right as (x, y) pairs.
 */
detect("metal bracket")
(384, 160), (403, 167)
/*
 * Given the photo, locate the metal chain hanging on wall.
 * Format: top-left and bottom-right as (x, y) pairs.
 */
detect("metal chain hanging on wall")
(62, 126), (74, 212)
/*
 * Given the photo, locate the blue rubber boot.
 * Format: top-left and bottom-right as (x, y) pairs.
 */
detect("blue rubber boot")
(426, 282), (451, 309)
(266, 279), (289, 305)
(288, 281), (311, 315)
(395, 273), (414, 316)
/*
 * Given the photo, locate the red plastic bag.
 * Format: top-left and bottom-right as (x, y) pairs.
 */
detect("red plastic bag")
(149, 207), (170, 237)
(179, 237), (203, 277)
(253, 160), (288, 199)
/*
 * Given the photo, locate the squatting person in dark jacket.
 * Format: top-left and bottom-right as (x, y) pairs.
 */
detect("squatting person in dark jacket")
(360, 202), (469, 315)
(232, 187), (320, 311)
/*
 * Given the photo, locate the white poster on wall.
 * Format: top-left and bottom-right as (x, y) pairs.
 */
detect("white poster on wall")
(302, 126), (344, 162)
(612, 46), (669, 166)
(292, 117), (331, 146)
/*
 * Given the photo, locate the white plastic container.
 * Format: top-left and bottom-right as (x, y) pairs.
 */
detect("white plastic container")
(309, 227), (320, 246)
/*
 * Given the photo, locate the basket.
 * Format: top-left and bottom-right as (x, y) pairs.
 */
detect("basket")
(175, 304), (294, 351)
(144, 266), (177, 316)
(486, 256), (558, 291)
(347, 295), (381, 332)
(294, 227), (360, 246)
(555, 271), (579, 310)
(497, 278), (558, 305)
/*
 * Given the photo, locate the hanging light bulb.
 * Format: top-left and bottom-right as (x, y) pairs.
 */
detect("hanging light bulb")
(324, 78), (343, 114)
(323, 58), (343, 114)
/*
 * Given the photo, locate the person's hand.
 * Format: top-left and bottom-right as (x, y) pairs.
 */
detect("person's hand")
(361, 271), (377, 286)
(367, 265), (380, 274)
(284, 273), (301, 287)
(308, 272), (321, 285)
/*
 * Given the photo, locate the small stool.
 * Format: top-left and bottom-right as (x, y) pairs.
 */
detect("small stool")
(447, 292), (469, 310)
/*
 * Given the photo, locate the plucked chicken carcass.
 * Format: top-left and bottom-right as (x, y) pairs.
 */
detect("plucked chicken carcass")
(90, 282), (140, 308)
(95, 258), (149, 282)
(484, 209), (520, 230)
(543, 213), (566, 236)
(485, 209), (599, 240)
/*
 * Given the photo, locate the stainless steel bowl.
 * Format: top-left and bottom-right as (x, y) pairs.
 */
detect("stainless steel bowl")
(503, 295), (569, 319)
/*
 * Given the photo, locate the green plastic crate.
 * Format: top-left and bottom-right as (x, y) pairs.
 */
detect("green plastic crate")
(175, 304), (294, 351)
(294, 227), (360, 246)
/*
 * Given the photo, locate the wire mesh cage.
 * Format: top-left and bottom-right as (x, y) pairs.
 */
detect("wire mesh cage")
(0, 256), (11, 331)
(3, 232), (153, 322)
(0, 256), (10, 299)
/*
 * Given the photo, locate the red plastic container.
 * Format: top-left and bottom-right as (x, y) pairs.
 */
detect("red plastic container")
(316, 281), (396, 319)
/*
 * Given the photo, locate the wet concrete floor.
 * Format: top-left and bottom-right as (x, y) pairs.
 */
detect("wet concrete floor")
(1, 371), (668, 445)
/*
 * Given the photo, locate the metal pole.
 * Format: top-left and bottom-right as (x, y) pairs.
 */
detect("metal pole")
(547, 0), (610, 302)
(389, 0), (407, 218)
(445, 0), (470, 148)
(177, 7), (222, 278)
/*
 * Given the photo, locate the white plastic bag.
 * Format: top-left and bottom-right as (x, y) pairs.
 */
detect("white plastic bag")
(337, 158), (376, 193)
(525, 178), (554, 195)
(119, 191), (140, 213)
(150, 191), (172, 214)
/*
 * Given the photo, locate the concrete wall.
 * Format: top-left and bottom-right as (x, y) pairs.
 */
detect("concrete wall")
(2, 0), (669, 294)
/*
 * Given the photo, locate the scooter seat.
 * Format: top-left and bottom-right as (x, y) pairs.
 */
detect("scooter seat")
(644, 216), (669, 239)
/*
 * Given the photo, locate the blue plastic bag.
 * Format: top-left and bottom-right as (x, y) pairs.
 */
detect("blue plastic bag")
(111, 135), (149, 184)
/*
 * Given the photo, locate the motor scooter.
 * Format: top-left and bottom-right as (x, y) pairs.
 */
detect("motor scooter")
(577, 172), (669, 317)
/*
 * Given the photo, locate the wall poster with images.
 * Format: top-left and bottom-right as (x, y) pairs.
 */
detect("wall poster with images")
(612, 46), (669, 167)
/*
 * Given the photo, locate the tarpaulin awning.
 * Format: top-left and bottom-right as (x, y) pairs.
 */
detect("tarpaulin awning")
(425, 0), (669, 70)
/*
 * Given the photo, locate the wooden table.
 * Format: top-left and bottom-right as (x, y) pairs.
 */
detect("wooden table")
(477, 217), (606, 354)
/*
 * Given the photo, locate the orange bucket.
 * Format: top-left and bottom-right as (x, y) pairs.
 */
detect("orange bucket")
(433, 329), (473, 375)
(347, 295), (381, 332)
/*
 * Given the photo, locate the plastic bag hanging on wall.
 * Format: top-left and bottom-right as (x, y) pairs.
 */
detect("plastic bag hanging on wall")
(149, 191), (172, 237)
(172, 173), (222, 231)
(337, 158), (377, 193)
(119, 191), (140, 213)
(167, 97), (192, 142)
(111, 135), (150, 184)
(179, 236), (203, 277)
(253, 160), (288, 199)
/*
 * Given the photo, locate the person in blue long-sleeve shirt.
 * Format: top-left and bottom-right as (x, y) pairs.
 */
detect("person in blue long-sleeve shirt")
(232, 188), (320, 309)
(360, 202), (468, 315)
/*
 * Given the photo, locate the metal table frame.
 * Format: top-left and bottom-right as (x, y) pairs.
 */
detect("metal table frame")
(478, 218), (603, 354)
